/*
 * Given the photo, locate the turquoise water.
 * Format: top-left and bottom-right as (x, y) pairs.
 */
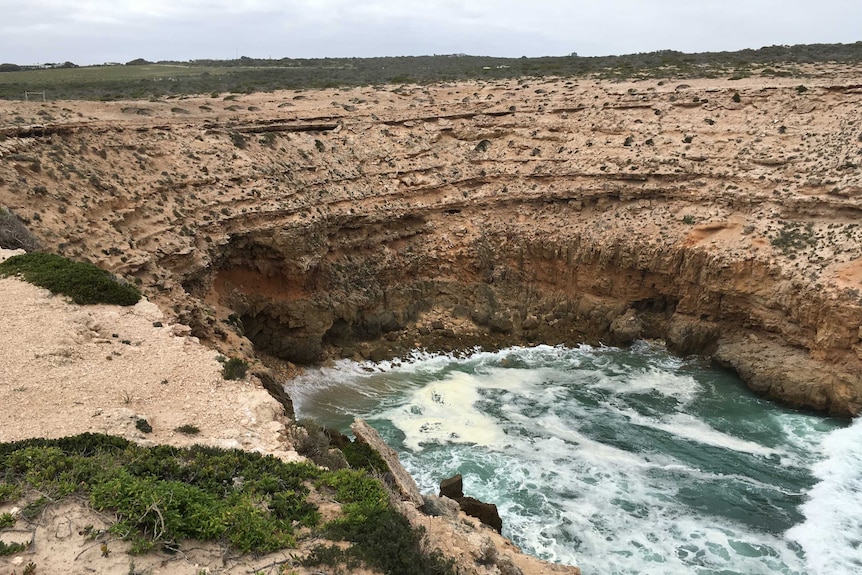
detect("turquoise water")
(287, 343), (860, 575)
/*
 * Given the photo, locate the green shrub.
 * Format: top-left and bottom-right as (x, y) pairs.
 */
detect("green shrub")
(228, 131), (247, 149)
(308, 469), (455, 575)
(20, 496), (49, 520)
(0, 512), (15, 529)
(0, 252), (141, 306)
(222, 357), (248, 380)
(92, 470), (297, 553)
(321, 469), (390, 521)
(770, 221), (818, 256)
(342, 440), (388, 473)
(174, 424), (200, 435)
(302, 543), (358, 570)
(0, 434), (321, 555)
(294, 419), (348, 470)
(0, 540), (28, 555)
(0, 433), (451, 571)
(0, 482), (21, 503)
(7, 446), (75, 489)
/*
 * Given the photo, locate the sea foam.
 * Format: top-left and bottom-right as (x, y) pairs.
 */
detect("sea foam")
(788, 416), (862, 574)
(291, 344), (845, 575)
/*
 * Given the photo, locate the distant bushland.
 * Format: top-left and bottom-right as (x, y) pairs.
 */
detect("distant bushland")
(0, 42), (860, 100)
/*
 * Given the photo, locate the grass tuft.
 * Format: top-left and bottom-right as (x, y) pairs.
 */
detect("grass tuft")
(0, 540), (28, 556)
(0, 512), (15, 529)
(174, 424), (200, 435)
(221, 357), (248, 380)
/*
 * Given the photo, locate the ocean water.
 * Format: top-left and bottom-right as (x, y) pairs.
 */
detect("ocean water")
(287, 343), (861, 575)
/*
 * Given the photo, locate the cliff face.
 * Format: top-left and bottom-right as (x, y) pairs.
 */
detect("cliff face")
(1, 66), (861, 415)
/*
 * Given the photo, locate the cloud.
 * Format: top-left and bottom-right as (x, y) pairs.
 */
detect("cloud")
(0, 0), (859, 65)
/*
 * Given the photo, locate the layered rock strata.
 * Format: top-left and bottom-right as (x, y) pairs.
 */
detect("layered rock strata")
(1, 67), (861, 415)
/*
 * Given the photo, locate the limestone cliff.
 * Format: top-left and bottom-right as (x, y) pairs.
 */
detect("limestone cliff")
(1, 66), (861, 415)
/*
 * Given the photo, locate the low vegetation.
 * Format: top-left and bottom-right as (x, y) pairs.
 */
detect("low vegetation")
(174, 424), (201, 435)
(0, 252), (141, 305)
(0, 43), (860, 101)
(305, 469), (454, 575)
(0, 433), (452, 573)
(0, 434), (318, 554)
(0, 540), (28, 556)
(221, 357), (249, 380)
(770, 220), (818, 256)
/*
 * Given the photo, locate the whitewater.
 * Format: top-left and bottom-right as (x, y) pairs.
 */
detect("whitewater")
(288, 343), (861, 575)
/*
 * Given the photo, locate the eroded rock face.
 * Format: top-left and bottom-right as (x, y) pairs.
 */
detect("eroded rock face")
(2, 70), (862, 415)
(439, 473), (504, 533)
(440, 474), (465, 500)
(459, 497), (504, 534)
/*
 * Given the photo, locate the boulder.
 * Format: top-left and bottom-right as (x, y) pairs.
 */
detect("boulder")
(439, 473), (464, 499)
(609, 308), (643, 344)
(439, 473), (502, 532)
(459, 496), (503, 533)
(422, 494), (461, 518)
(488, 314), (514, 334)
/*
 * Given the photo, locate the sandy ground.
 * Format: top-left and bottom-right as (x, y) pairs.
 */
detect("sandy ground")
(0, 248), (311, 575)
(0, 249), (297, 455)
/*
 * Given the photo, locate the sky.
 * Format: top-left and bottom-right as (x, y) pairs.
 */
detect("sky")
(1, 0), (860, 66)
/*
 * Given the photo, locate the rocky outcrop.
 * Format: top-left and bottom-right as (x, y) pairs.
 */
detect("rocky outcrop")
(356, 426), (552, 574)
(351, 418), (424, 507)
(439, 473), (504, 533)
(440, 474), (465, 499)
(1, 70), (862, 415)
(253, 370), (295, 420)
(458, 497), (504, 534)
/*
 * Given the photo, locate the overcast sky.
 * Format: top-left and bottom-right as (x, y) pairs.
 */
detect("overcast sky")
(2, 1), (860, 65)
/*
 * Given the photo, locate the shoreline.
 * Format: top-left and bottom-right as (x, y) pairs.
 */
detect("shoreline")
(0, 260), (580, 574)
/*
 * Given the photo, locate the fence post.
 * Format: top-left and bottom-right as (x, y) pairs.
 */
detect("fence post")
(24, 91), (46, 102)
